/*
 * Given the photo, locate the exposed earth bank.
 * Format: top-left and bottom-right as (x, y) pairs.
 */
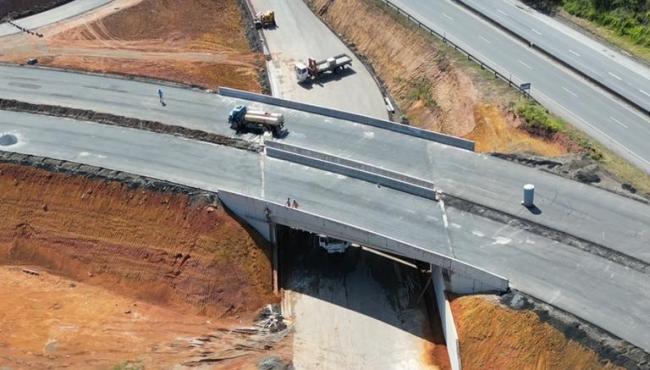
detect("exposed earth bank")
(0, 265), (291, 369)
(307, 0), (567, 157)
(0, 0), (265, 91)
(0, 161), (275, 317)
(451, 295), (622, 370)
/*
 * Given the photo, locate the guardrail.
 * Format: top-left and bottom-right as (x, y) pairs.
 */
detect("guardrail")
(219, 87), (475, 151)
(454, 0), (650, 117)
(265, 141), (437, 200)
(378, 0), (537, 102)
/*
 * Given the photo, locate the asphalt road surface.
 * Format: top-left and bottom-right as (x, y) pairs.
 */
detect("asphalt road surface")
(461, 0), (650, 114)
(0, 0), (111, 36)
(389, 0), (650, 173)
(249, 0), (389, 119)
(1, 110), (649, 351)
(1, 65), (647, 267)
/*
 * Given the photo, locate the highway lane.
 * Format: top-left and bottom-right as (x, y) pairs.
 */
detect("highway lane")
(0, 110), (450, 257)
(389, 0), (650, 173)
(0, 0), (111, 36)
(1, 65), (647, 266)
(461, 0), (650, 114)
(1, 110), (649, 351)
(446, 206), (650, 352)
(249, 0), (388, 118)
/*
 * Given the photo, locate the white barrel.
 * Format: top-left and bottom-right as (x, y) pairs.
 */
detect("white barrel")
(523, 184), (535, 207)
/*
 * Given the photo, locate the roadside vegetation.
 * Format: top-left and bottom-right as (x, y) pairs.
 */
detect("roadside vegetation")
(524, 0), (650, 62)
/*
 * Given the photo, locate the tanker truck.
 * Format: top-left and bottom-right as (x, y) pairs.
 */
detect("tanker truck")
(228, 105), (287, 138)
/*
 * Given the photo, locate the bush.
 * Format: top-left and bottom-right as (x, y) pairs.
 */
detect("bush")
(562, 0), (650, 47)
(516, 100), (564, 137)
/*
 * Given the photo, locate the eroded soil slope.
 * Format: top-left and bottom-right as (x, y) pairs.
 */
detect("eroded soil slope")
(0, 0), (263, 91)
(451, 295), (620, 370)
(308, 0), (567, 157)
(0, 162), (275, 317)
(0, 266), (291, 369)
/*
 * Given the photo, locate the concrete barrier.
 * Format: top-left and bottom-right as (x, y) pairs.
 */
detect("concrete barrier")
(219, 87), (475, 151)
(218, 190), (509, 292)
(432, 266), (462, 370)
(265, 141), (437, 200)
(266, 141), (433, 188)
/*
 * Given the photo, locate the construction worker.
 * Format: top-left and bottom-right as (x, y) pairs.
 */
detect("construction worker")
(158, 88), (165, 106)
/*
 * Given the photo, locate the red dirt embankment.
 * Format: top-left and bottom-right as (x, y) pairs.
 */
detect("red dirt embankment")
(0, 265), (291, 369)
(308, 0), (567, 157)
(0, 162), (275, 317)
(450, 296), (620, 370)
(0, 0), (263, 91)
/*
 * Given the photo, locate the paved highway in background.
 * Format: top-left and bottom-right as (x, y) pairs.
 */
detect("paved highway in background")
(461, 0), (650, 114)
(249, 0), (388, 118)
(390, 0), (650, 173)
(0, 0), (111, 36)
(1, 110), (649, 351)
(1, 65), (648, 266)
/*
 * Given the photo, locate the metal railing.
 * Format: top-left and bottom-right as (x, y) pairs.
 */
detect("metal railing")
(378, 0), (536, 101)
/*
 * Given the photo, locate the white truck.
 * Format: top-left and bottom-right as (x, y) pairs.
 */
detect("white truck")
(294, 54), (352, 83)
(228, 105), (287, 137)
(318, 234), (350, 254)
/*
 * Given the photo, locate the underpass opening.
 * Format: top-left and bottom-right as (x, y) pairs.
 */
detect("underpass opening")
(275, 225), (451, 369)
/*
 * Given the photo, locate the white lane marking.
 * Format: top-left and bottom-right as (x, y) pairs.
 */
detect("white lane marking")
(479, 35), (492, 44)
(562, 86), (578, 98)
(531, 28), (543, 36)
(492, 236), (512, 245)
(640, 89), (650, 97)
(497, 9), (508, 16)
(518, 59), (533, 69)
(610, 116), (628, 128)
(442, 13), (453, 21)
(569, 49), (581, 57)
(542, 93), (650, 167)
(608, 72), (622, 81)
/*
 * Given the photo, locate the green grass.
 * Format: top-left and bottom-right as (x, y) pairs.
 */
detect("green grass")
(516, 100), (565, 137)
(406, 78), (439, 110)
(562, 0), (650, 47)
(515, 100), (650, 194)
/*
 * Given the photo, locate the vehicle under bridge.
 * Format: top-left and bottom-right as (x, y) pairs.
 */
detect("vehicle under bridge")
(218, 190), (509, 295)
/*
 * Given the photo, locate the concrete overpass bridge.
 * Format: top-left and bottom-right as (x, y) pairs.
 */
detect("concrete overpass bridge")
(1, 76), (649, 351)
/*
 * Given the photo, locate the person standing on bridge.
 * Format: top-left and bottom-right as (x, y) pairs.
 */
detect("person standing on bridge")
(158, 88), (166, 107)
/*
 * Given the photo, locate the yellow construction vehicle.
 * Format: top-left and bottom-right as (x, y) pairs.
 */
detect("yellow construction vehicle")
(254, 10), (276, 29)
